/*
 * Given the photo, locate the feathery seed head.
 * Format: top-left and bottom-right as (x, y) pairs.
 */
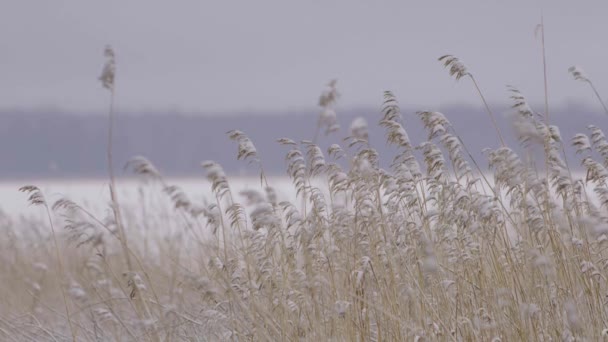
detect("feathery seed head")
(418, 111), (450, 140)
(19, 185), (46, 206)
(508, 86), (535, 118)
(228, 130), (258, 162)
(350, 117), (369, 141)
(439, 55), (470, 81)
(328, 143), (344, 159)
(125, 156), (162, 181)
(565, 300), (581, 332)
(317, 79), (340, 135)
(277, 137), (297, 146)
(202, 161), (230, 197)
(381, 91), (401, 122)
(52, 198), (80, 212)
(319, 79), (339, 107)
(335, 300), (350, 318)
(568, 65), (590, 83)
(163, 185), (192, 211)
(68, 282), (87, 303)
(99, 45), (116, 91)
(571, 134), (591, 154)
(319, 108), (340, 135)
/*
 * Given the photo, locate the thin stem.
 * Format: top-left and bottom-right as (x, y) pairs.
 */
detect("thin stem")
(106, 89), (160, 342)
(107, 90), (132, 271)
(469, 75), (506, 147)
(44, 204), (77, 342)
(539, 13), (553, 207)
(589, 81), (608, 116)
(540, 14), (550, 125)
(312, 118), (322, 145)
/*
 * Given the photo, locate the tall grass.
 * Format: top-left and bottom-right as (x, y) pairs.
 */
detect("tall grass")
(2, 40), (608, 341)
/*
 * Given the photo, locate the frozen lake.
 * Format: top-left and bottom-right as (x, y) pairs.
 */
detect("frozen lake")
(0, 177), (309, 218)
(1, 172), (597, 220)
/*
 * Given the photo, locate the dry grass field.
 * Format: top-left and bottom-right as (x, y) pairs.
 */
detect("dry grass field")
(2, 42), (608, 341)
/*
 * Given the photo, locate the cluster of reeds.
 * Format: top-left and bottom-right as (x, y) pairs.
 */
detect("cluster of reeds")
(2, 38), (608, 341)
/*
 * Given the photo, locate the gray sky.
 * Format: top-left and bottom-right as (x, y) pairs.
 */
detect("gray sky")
(1, 1), (607, 113)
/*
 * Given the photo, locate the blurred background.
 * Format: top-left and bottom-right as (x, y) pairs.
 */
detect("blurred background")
(1, 0), (607, 178)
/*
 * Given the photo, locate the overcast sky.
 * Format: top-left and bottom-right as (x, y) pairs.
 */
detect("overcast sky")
(1, 1), (607, 113)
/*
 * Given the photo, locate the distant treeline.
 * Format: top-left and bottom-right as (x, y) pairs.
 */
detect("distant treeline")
(0, 104), (602, 179)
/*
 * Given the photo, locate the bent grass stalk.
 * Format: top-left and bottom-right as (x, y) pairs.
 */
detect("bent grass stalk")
(568, 65), (608, 116)
(438, 55), (506, 147)
(99, 46), (160, 342)
(18, 186), (77, 342)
